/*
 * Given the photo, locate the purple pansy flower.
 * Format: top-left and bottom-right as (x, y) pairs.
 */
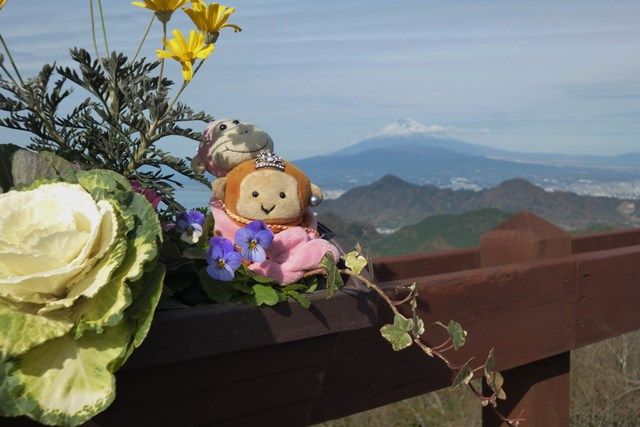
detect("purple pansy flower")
(176, 209), (206, 243)
(206, 237), (242, 281)
(234, 221), (274, 263)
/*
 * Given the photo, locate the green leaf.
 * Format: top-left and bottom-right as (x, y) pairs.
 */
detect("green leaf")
(484, 348), (495, 380)
(380, 313), (414, 351)
(286, 290), (311, 309)
(497, 387), (507, 400)
(342, 250), (368, 275)
(125, 262), (165, 349)
(182, 247), (207, 259)
(253, 284), (279, 306)
(412, 317), (425, 338)
(0, 325), (129, 427)
(199, 268), (234, 303)
(451, 360), (474, 389)
(320, 252), (343, 299)
(0, 300), (73, 361)
(251, 274), (277, 284)
(447, 320), (467, 350)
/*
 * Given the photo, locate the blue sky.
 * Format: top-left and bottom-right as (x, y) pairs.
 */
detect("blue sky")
(0, 0), (639, 160)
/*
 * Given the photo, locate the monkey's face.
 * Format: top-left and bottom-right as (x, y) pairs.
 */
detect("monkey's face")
(198, 119), (274, 176)
(235, 170), (302, 222)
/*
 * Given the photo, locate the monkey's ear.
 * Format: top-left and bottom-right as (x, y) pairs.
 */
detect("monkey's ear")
(309, 183), (323, 207)
(212, 177), (227, 201)
(191, 154), (206, 174)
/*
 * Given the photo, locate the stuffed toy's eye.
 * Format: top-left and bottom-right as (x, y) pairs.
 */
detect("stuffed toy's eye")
(219, 124), (227, 131)
(232, 120), (239, 124)
(252, 191), (259, 198)
(279, 192), (286, 199)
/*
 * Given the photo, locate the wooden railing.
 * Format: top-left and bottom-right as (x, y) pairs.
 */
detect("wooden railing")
(5, 212), (639, 427)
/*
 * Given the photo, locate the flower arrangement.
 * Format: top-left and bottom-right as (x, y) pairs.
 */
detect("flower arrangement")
(0, 1), (519, 426)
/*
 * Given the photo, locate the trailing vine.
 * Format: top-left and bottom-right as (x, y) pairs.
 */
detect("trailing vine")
(321, 247), (525, 426)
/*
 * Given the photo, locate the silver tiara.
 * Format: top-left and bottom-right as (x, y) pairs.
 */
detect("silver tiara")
(255, 149), (285, 171)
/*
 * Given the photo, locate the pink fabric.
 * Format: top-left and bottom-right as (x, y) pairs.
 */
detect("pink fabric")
(211, 200), (340, 284)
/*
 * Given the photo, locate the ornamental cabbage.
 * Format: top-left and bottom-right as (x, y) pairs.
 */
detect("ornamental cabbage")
(0, 169), (164, 426)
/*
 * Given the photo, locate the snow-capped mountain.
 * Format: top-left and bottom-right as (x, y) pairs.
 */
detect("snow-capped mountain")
(370, 117), (451, 138)
(296, 118), (640, 198)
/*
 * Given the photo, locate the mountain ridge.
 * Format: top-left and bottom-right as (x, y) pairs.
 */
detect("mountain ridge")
(317, 175), (638, 230)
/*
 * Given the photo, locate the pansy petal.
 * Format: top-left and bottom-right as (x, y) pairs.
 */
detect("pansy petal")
(245, 220), (266, 234)
(224, 251), (242, 271)
(243, 245), (266, 263)
(234, 227), (255, 249)
(255, 229), (274, 249)
(206, 264), (233, 282)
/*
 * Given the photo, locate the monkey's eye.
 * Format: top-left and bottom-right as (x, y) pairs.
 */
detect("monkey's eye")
(252, 191), (259, 198)
(279, 192), (286, 199)
(232, 120), (240, 125)
(219, 124), (227, 131)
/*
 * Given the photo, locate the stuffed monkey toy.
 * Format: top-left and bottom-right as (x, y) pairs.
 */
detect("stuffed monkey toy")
(210, 150), (340, 284)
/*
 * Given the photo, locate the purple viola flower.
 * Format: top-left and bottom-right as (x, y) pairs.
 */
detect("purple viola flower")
(176, 209), (206, 243)
(234, 221), (274, 263)
(206, 237), (242, 281)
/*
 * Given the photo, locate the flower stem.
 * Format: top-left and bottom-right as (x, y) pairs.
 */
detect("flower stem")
(0, 33), (24, 85)
(132, 14), (155, 63)
(163, 59), (205, 115)
(97, 0), (110, 55)
(156, 21), (167, 97)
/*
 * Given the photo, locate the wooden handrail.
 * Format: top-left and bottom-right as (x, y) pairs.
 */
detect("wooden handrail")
(75, 215), (640, 427)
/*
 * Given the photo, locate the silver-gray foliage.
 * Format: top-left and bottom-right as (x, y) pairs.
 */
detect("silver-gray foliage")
(0, 48), (212, 212)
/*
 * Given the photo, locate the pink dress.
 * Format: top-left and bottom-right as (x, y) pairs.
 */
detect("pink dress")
(211, 200), (340, 285)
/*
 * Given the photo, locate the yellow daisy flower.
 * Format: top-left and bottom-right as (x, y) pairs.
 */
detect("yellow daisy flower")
(132, 0), (189, 22)
(0, 0), (7, 10)
(156, 29), (214, 81)
(184, 1), (242, 37)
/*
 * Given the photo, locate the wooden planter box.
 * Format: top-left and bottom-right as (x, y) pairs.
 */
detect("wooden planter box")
(94, 285), (377, 426)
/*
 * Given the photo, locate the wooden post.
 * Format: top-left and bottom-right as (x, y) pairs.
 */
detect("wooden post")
(480, 211), (571, 427)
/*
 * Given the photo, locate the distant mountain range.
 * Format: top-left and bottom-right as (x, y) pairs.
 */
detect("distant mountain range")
(317, 175), (638, 230)
(297, 118), (640, 197)
(320, 208), (511, 257)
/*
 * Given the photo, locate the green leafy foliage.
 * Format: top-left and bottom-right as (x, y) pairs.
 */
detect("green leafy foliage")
(451, 359), (474, 389)
(380, 314), (414, 351)
(342, 250), (368, 275)
(0, 49), (213, 213)
(196, 265), (318, 309)
(484, 349), (506, 400)
(447, 320), (468, 350)
(320, 251), (344, 299)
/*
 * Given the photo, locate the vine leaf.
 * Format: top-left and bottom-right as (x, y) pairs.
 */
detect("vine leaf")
(380, 313), (414, 351)
(409, 290), (425, 338)
(320, 252), (343, 299)
(342, 250), (367, 275)
(484, 349), (507, 400)
(451, 359), (474, 389)
(447, 320), (468, 350)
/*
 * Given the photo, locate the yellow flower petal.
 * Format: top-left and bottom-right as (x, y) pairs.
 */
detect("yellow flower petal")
(181, 61), (194, 81)
(184, 1), (241, 34)
(156, 29), (213, 81)
(132, 0), (188, 13)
